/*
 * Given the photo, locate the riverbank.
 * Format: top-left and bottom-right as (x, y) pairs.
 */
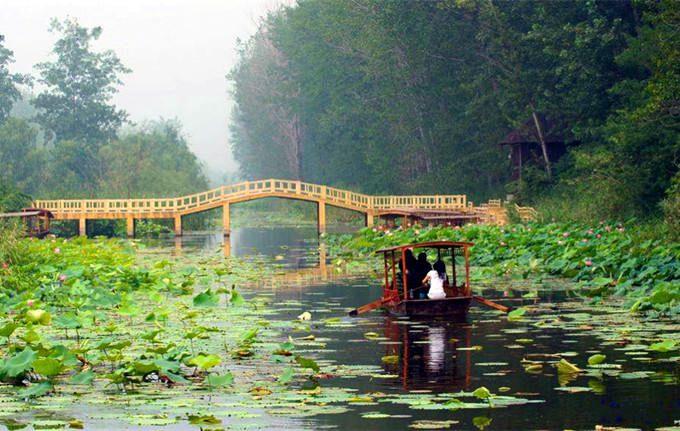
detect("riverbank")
(322, 221), (680, 316)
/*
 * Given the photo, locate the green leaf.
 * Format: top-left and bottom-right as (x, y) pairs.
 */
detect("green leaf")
(193, 289), (219, 307)
(591, 277), (614, 286)
(205, 372), (234, 387)
(381, 355), (399, 364)
(69, 370), (95, 385)
(649, 340), (677, 352)
(189, 354), (221, 370)
(229, 289), (245, 306)
(0, 322), (19, 338)
(238, 328), (259, 343)
(5, 347), (37, 377)
(187, 415), (221, 425)
(278, 367), (295, 385)
(18, 382), (52, 398)
(557, 358), (583, 374)
(587, 354), (606, 366)
(507, 307), (527, 320)
(472, 386), (491, 400)
(295, 355), (320, 373)
(37, 265), (57, 274)
(131, 360), (160, 375)
(32, 358), (65, 377)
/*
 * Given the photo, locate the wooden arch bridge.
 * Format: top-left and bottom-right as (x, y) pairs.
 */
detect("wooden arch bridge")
(34, 179), (531, 237)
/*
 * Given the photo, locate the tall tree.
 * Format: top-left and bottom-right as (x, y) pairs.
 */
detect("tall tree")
(0, 35), (29, 124)
(33, 17), (131, 144)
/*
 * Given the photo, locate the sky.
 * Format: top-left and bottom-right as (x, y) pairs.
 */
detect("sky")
(1, 0), (284, 180)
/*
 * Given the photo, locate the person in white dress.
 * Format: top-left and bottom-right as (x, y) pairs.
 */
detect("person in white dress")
(422, 260), (447, 299)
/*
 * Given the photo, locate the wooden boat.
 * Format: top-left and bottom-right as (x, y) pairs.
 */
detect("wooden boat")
(350, 240), (510, 318)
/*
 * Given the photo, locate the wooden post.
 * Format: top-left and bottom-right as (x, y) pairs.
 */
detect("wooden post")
(402, 215), (408, 229)
(126, 217), (135, 238)
(174, 215), (182, 236)
(223, 235), (231, 258)
(452, 247), (457, 288)
(366, 212), (374, 227)
(465, 245), (470, 296)
(79, 218), (87, 237)
(318, 201), (326, 234)
(174, 236), (182, 255)
(222, 203), (230, 236)
(402, 251), (408, 301)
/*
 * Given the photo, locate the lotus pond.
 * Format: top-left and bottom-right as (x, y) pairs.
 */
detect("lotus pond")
(0, 225), (679, 430)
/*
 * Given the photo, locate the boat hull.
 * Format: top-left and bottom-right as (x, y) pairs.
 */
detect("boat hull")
(383, 296), (472, 318)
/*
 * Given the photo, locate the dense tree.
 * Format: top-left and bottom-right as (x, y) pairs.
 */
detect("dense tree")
(99, 119), (208, 198)
(0, 118), (45, 194)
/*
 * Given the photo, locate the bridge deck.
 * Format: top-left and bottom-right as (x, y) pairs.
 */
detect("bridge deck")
(33, 179), (526, 236)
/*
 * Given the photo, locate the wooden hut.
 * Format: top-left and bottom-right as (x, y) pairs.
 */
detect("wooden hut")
(0, 208), (53, 238)
(500, 114), (578, 182)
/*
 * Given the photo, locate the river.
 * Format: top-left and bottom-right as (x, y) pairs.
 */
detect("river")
(136, 227), (680, 430)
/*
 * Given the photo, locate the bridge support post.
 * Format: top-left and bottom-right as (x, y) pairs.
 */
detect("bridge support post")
(79, 218), (87, 237)
(318, 201), (326, 234)
(126, 217), (135, 238)
(174, 215), (182, 236)
(222, 203), (230, 236)
(365, 213), (374, 228)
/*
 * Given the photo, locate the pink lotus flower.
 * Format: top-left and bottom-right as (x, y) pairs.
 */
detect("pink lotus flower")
(58, 275), (67, 282)
(618, 227), (624, 232)
(605, 226), (611, 232)
(562, 232), (569, 237)
(1, 263), (7, 269)
(372, 228), (377, 232)
(597, 234), (601, 239)
(500, 242), (506, 246)
(588, 229), (594, 235)
(582, 239), (587, 243)
(27, 300), (34, 307)
(454, 226), (460, 230)
(585, 259), (592, 266)
(407, 223), (411, 227)
(54, 248), (61, 254)
(558, 240), (563, 245)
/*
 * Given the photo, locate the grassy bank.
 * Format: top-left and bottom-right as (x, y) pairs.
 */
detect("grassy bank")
(324, 221), (680, 316)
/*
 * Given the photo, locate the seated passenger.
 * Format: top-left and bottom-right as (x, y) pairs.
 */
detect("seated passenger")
(414, 252), (432, 298)
(422, 260), (447, 300)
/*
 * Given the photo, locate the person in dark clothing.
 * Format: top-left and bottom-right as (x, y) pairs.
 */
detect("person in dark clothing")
(414, 252), (433, 299)
(398, 249), (418, 298)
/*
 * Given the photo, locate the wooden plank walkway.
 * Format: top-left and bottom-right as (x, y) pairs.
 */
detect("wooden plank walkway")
(33, 179), (533, 237)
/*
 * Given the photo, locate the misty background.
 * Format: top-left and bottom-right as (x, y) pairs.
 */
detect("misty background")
(1, 0), (282, 184)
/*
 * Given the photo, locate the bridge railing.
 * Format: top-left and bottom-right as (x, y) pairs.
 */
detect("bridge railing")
(34, 179), (469, 216)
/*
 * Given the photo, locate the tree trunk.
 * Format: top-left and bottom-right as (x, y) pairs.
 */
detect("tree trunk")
(531, 111), (552, 182)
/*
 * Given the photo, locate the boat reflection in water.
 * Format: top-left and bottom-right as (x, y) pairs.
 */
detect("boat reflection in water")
(382, 316), (473, 391)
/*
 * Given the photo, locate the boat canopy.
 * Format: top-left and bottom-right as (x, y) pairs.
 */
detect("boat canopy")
(375, 241), (473, 254)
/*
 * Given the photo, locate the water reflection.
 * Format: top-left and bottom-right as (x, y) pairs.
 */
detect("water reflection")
(382, 316), (473, 391)
(164, 227), (329, 269)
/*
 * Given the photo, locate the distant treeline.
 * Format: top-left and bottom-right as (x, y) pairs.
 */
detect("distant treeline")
(0, 18), (207, 212)
(229, 0), (680, 223)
